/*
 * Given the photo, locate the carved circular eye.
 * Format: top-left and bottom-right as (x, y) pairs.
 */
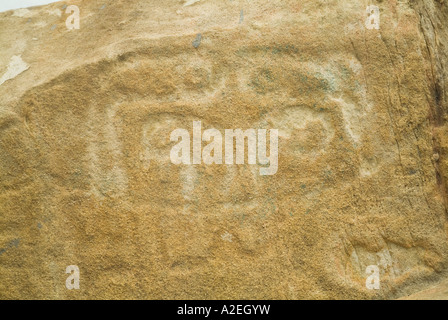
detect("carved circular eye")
(267, 105), (334, 155)
(140, 116), (194, 165)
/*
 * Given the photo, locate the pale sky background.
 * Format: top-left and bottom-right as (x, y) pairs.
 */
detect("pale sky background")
(0, 0), (60, 12)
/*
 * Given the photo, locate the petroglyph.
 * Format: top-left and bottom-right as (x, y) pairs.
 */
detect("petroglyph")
(86, 104), (128, 198)
(1, 0), (448, 300)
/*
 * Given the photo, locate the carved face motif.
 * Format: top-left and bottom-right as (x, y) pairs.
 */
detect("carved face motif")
(8, 26), (445, 299)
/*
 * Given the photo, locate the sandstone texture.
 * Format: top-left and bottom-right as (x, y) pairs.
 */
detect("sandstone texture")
(0, 0), (448, 299)
(399, 277), (448, 299)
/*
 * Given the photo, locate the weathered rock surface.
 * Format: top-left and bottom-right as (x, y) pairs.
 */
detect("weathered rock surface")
(0, 0), (447, 299)
(399, 276), (448, 299)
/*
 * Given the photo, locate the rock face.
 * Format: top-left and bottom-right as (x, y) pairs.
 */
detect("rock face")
(0, 0), (447, 299)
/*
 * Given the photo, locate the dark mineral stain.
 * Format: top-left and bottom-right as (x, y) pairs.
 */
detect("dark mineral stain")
(0, 238), (20, 255)
(192, 33), (202, 48)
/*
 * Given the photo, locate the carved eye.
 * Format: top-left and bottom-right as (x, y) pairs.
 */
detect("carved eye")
(267, 105), (334, 156)
(140, 116), (192, 166)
